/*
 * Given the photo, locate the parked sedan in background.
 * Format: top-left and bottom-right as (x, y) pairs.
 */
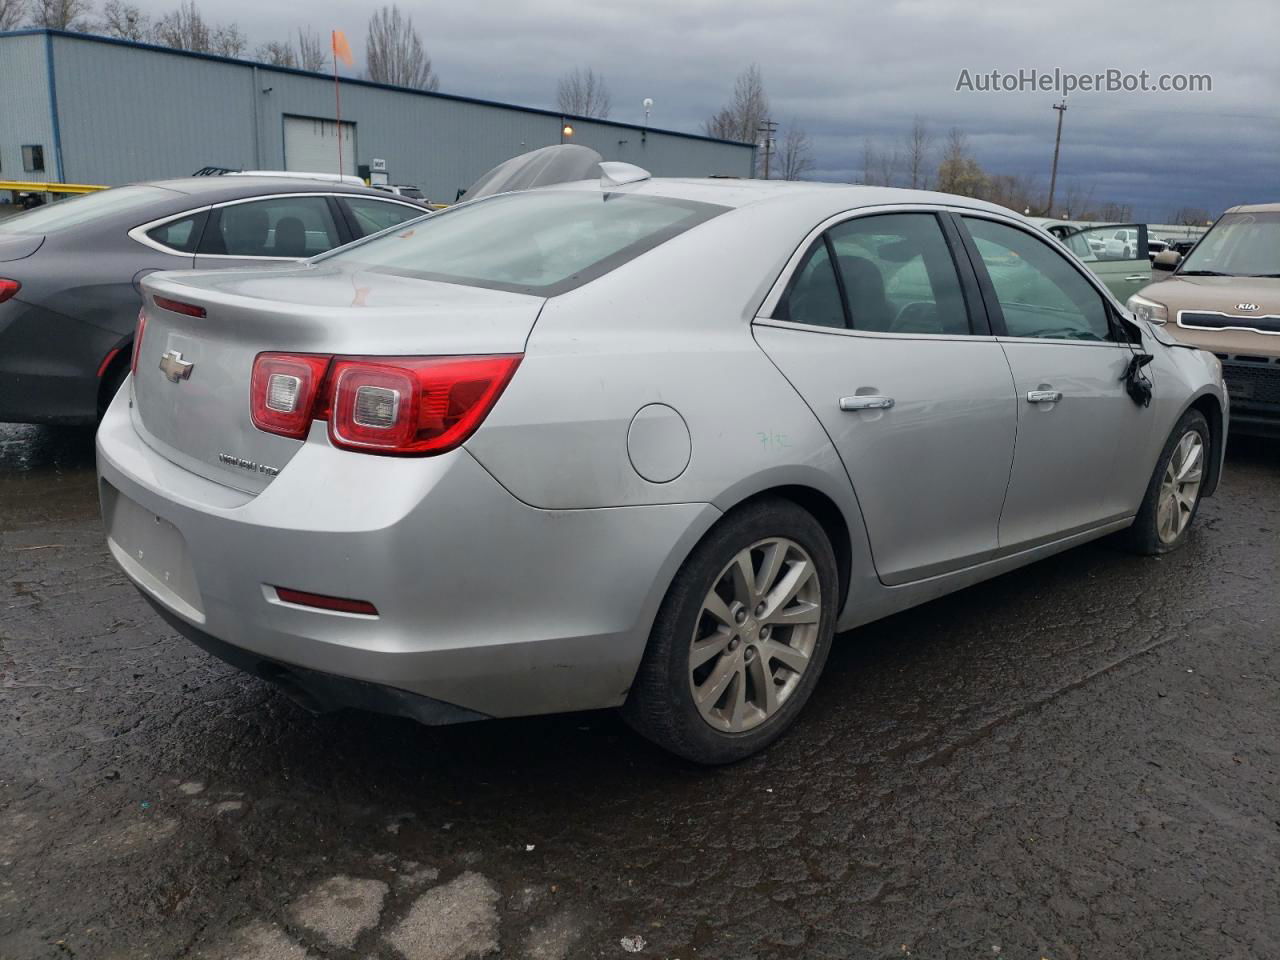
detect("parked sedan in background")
(0, 177), (429, 425)
(98, 174), (1226, 763)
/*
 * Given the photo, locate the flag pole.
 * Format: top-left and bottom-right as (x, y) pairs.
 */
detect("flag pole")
(332, 31), (343, 178)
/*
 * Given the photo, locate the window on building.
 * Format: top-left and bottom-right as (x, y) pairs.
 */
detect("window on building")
(22, 145), (45, 174)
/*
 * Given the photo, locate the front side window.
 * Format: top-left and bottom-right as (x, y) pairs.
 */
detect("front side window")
(1180, 212), (1280, 277)
(326, 190), (726, 296)
(965, 217), (1112, 341)
(345, 197), (425, 238)
(203, 196), (340, 258)
(826, 213), (972, 335)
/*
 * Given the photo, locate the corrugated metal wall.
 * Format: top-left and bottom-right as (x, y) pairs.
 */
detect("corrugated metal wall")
(13, 32), (754, 199)
(0, 34), (56, 181)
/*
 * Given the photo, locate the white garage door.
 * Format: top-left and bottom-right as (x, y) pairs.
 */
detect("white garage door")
(283, 116), (356, 176)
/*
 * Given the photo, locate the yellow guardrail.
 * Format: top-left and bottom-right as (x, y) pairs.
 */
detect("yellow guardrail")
(0, 180), (108, 194)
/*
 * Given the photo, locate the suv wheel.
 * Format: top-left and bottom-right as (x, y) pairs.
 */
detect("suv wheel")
(622, 498), (838, 764)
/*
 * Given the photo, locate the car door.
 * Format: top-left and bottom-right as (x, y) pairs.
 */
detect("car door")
(1059, 222), (1151, 300)
(338, 195), (430, 238)
(753, 210), (1018, 585)
(957, 214), (1153, 550)
(193, 194), (349, 269)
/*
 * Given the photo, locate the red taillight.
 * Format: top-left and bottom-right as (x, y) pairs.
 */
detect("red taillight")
(327, 355), (522, 455)
(275, 587), (378, 616)
(248, 352), (521, 456)
(153, 295), (206, 318)
(130, 309), (147, 375)
(0, 279), (19, 303)
(250, 353), (331, 440)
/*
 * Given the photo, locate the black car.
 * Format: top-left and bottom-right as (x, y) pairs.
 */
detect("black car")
(0, 176), (430, 425)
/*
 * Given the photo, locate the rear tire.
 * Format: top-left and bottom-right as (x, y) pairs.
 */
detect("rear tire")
(1123, 409), (1209, 555)
(621, 498), (838, 764)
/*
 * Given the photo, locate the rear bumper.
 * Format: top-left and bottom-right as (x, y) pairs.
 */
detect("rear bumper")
(96, 383), (719, 720)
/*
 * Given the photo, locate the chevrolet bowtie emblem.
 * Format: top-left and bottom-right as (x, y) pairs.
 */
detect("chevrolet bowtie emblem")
(159, 349), (194, 383)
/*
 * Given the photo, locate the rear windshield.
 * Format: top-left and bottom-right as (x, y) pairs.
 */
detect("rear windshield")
(325, 189), (727, 296)
(0, 185), (173, 235)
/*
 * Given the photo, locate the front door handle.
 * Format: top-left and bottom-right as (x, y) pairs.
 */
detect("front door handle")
(1124, 274), (1148, 282)
(1027, 390), (1063, 403)
(839, 395), (895, 411)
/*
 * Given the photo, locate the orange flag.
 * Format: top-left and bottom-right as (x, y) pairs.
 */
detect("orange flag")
(331, 30), (354, 67)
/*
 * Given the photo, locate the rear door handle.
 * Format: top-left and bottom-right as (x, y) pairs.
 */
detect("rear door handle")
(1124, 274), (1147, 281)
(839, 395), (895, 411)
(1027, 390), (1062, 403)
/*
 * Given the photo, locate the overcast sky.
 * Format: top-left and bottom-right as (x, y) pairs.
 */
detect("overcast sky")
(142, 0), (1278, 220)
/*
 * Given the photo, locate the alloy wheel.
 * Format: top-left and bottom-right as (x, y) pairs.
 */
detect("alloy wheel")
(689, 537), (822, 733)
(1157, 430), (1204, 544)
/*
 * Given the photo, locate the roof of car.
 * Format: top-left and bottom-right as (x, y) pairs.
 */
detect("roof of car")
(1226, 202), (1280, 214)
(549, 176), (1019, 218)
(143, 176), (427, 204)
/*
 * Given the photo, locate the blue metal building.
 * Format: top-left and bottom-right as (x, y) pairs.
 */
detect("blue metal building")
(0, 29), (755, 200)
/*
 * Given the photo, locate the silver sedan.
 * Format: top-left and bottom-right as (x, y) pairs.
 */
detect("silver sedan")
(97, 171), (1227, 763)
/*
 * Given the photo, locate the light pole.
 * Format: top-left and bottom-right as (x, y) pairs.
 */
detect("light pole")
(1045, 98), (1068, 216)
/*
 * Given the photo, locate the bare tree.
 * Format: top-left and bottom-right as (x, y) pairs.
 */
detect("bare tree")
(935, 127), (986, 198)
(254, 39), (296, 67)
(151, 3), (244, 56)
(97, 0), (148, 39)
(210, 22), (245, 56)
(151, 2), (211, 50)
(982, 173), (1043, 213)
(777, 122), (815, 181)
(1168, 206), (1212, 226)
(557, 67), (611, 119)
(295, 28), (326, 71)
(27, 0), (93, 30)
(366, 5), (439, 90)
(705, 63), (770, 160)
(1, 0), (25, 29)
(1061, 180), (1096, 219)
(1098, 201), (1134, 222)
(903, 117), (933, 190)
(860, 138), (900, 187)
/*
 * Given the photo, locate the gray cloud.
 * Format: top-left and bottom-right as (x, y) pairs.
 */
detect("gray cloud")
(135, 0), (1278, 219)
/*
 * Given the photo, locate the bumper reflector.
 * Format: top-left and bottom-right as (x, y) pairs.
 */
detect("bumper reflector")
(275, 587), (378, 616)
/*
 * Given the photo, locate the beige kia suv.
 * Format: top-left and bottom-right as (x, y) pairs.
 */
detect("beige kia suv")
(1129, 203), (1280, 436)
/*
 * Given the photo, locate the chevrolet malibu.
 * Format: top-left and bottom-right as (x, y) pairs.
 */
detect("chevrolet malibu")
(97, 171), (1227, 763)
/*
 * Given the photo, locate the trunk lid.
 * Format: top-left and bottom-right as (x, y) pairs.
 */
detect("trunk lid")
(134, 263), (542, 493)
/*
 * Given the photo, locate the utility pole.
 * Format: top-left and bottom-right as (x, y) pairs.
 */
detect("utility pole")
(758, 119), (778, 179)
(1045, 98), (1068, 217)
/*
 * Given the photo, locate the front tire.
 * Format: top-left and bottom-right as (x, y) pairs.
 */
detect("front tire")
(1124, 408), (1209, 554)
(622, 498), (838, 764)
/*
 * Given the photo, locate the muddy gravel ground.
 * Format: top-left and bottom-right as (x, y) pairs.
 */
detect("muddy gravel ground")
(1, 423), (1277, 960)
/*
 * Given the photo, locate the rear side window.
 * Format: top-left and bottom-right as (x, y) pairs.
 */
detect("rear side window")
(345, 197), (425, 237)
(202, 196), (341, 258)
(146, 210), (208, 254)
(327, 190), (726, 296)
(827, 214), (972, 334)
(775, 241), (845, 328)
